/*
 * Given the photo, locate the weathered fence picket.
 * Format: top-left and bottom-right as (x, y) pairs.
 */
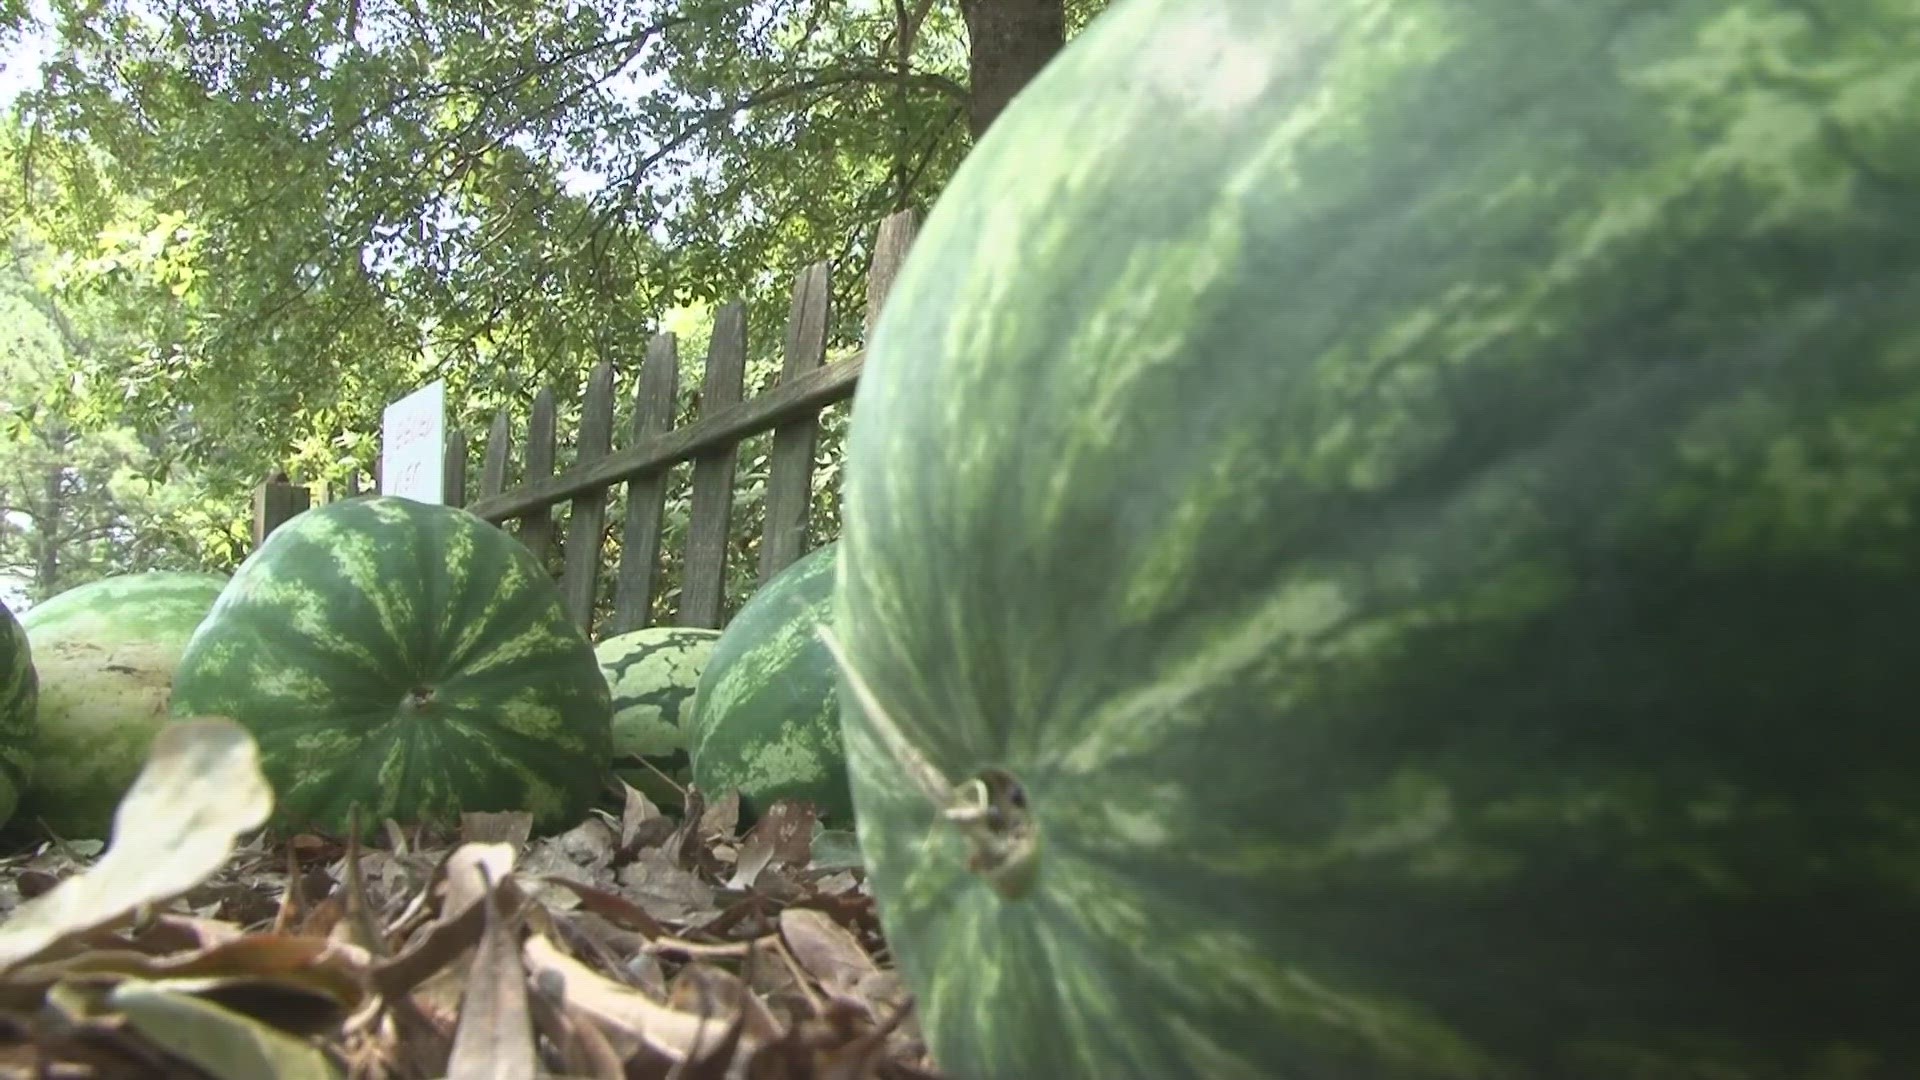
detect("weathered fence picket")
(559, 362), (617, 629)
(442, 429), (468, 510)
(759, 262), (832, 585)
(519, 389), (560, 564)
(251, 473), (309, 548)
(607, 333), (680, 635)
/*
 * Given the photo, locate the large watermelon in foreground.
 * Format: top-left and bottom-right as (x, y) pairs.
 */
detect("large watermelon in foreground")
(171, 497), (612, 834)
(19, 572), (227, 838)
(687, 542), (850, 823)
(0, 599), (35, 829)
(598, 625), (719, 805)
(833, 1), (1920, 1077)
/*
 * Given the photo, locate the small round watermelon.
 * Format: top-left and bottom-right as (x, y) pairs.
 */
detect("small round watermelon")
(597, 625), (719, 805)
(170, 496), (612, 834)
(687, 542), (850, 823)
(19, 572), (228, 838)
(0, 599), (36, 830)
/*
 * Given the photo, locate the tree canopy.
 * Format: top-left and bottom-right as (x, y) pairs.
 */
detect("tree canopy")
(0, 0), (1110, 600)
(0, 223), (249, 605)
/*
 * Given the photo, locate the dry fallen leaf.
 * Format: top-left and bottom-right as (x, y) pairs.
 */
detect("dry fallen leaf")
(699, 792), (741, 846)
(370, 889), (488, 1002)
(445, 869), (537, 1080)
(618, 850), (719, 926)
(14, 931), (369, 1031)
(460, 812), (534, 848)
(0, 718), (274, 973)
(386, 842), (522, 1019)
(533, 877), (666, 939)
(668, 961), (785, 1044)
(525, 966), (627, 1080)
(443, 843), (519, 916)
(109, 977), (342, 1080)
(0, 733), (946, 1080)
(521, 818), (620, 909)
(779, 909), (881, 1001)
(522, 933), (754, 1064)
(726, 801), (817, 892)
(619, 783), (675, 853)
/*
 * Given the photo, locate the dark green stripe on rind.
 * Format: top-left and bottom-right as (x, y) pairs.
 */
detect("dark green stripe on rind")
(170, 497), (612, 834)
(597, 627), (720, 760)
(18, 572), (227, 838)
(688, 543), (851, 823)
(0, 600), (35, 825)
(838, 1), (1920, 1078)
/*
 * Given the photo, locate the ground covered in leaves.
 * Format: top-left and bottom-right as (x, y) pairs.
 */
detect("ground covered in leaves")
(0, 718), (945, 1079)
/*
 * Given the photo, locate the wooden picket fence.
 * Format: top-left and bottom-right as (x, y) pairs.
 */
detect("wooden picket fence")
(250, 209), (920, 638)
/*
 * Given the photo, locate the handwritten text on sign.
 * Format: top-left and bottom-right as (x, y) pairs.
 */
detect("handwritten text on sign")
(381, 380), (446, 504)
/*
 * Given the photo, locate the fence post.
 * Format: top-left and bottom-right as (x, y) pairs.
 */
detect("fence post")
(758, 262), (832, 584)
(519, 389), (559, 562)
(443, 429), (468, 508)
(480, 410), (513, 500)
(865, 209), (920, 334)
(252, 471), (310, 549)
(608, 333), (680, 636)
(559, 361), (617, 631)
(678, 301), (749, 628)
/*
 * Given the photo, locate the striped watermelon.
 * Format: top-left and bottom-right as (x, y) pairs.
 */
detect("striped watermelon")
(0, 599), (34, 830)
(687, 542), (850, 823)
(170, 496), (612, 834)
(597, 625), (718, 805)
(18, 572), (227, 838)
(832, 0), (1920, 1076)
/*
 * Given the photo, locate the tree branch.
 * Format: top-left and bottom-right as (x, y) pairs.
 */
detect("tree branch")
(7, 240), (91, 359)
(223, 20), (677, 353)
(606, 65), (967, 208)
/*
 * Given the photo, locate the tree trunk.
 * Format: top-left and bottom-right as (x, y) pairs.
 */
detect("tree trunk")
(960, 0), (1066, 141)
(34, 461), (61, 600)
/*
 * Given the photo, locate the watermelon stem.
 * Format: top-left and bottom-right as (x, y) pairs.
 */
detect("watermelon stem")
(944, 767), (1039, 901)
(817, 624), (1040, 900)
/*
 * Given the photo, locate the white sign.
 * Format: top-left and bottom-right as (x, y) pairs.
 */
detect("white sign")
(380, 380), (446, 504)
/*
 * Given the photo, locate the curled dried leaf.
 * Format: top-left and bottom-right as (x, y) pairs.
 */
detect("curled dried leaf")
(446, 869), (537, 1080)
(522, 934), (759, 1064)
(0, 718), (273, 974)
(779, 909), (880, 1002)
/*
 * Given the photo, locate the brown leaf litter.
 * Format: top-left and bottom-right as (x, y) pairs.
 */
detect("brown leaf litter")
(0, 718), (947, 1080)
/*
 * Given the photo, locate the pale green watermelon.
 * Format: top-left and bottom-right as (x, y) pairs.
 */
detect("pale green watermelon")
(598, 626), (719, 806)
(19, 572), (228, 838)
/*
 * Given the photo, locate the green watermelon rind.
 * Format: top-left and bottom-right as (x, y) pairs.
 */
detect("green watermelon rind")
(0, 599), (35, 829)
(170, 496), (612, 835)
(835, 0), (1920, 1077)
(687, 542), (852, 823)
